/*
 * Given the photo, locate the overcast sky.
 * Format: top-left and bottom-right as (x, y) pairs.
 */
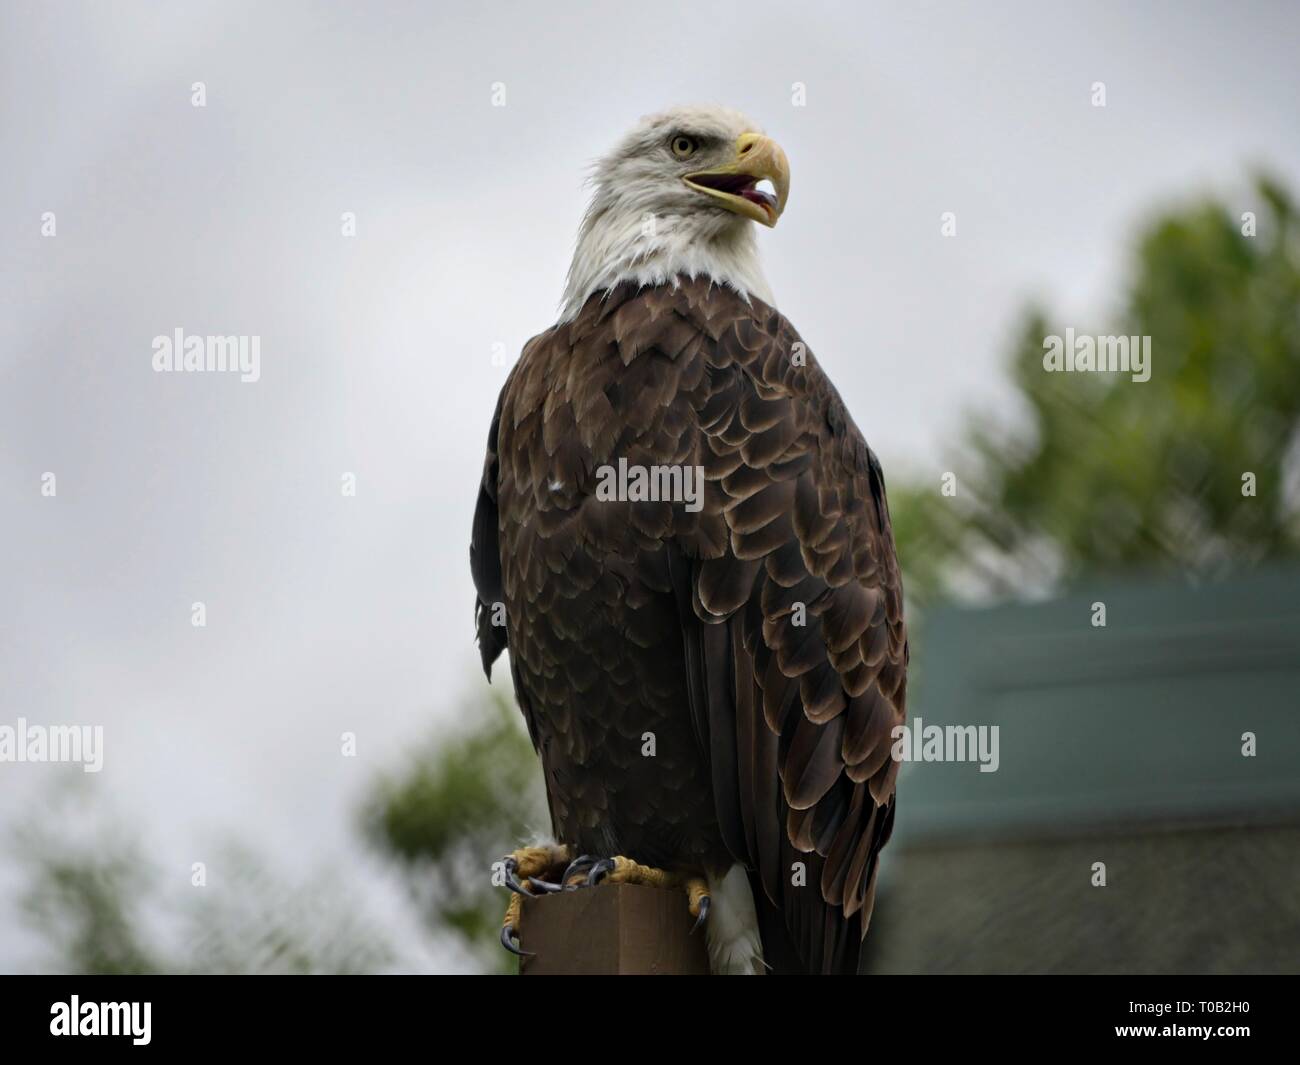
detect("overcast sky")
(3, 0), (1299, 971)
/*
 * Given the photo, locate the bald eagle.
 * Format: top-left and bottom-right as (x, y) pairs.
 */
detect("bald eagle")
(471, 105), (907, 975)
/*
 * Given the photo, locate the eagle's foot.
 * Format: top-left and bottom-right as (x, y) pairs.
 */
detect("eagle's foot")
(684, 876), (711, 933)
(501, 891), (531, 956)
(565, 855), (711, 932)
(501, 843), (571, 896)
(498, 844), (572, 957)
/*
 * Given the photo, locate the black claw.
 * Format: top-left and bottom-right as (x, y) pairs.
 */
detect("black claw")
(586, 858), (616, 886)
(691, 895), (711, 934)
(500, 924), (533, 957)
(529, 877), (564, 893)
(560, 854), (600, 888)
(502, 856), (536, 896)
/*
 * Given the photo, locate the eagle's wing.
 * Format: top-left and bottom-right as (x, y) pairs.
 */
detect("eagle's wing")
(471, 380), (508, 677)
(471, 356), (569, 849)
(658, 282), (909, 974)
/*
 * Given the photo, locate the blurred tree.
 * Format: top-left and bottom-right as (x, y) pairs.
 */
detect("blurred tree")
(12, 778), (393, 975)
(360, 688), (547, 972)
(177, 843), (392, 975)
(15, 822), (160, 975)
(893, 176), (1300, 605)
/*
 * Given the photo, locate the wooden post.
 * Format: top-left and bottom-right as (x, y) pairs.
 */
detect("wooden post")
(517, 883), (710, 975)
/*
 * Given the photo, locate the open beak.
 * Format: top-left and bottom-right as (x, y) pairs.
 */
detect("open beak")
(684, 132), (790, 227)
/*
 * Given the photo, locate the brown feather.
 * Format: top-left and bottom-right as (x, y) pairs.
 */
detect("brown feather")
(472, 277), (907, 975)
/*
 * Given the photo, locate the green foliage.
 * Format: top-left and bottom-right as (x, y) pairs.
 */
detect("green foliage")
(11, 779), (392, 975)
(892, 176), (1300, 604)
(15, 821), (160, 975)
(176, 843), (393, 975)
(359, 688), (547, 972)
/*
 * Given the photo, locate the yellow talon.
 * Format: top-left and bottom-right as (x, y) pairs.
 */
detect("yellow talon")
(590, 857), (712, 930)
(503, 890), (522, 929)
(685, 877), (710, 919)
(602, 855), (677, 890)
(506, 843), (571, 883)
(498, 843), (571, 957)
(500, 842), (571, 896)
(498, 848), (714, 957)
(501, 891), (529, 956)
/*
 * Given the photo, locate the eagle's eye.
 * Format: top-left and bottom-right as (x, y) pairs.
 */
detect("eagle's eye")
(670, 135), (699, 160)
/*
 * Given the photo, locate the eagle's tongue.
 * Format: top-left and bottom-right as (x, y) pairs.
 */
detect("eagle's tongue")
(697, 172), (754, 194)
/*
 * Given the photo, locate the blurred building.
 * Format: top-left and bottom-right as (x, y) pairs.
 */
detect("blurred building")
(864, 567), (1300, 974)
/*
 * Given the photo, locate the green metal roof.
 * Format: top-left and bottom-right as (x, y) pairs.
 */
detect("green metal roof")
(895, 565), (1300, 843)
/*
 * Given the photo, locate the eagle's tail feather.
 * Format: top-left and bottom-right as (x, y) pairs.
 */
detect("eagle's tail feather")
(703, 865), (766, 975)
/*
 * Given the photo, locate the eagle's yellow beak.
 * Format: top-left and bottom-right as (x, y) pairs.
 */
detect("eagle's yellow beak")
(684, 133), (790, 227)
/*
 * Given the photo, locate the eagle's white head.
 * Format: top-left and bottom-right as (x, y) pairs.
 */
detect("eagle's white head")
(559, 104), (791, 322)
